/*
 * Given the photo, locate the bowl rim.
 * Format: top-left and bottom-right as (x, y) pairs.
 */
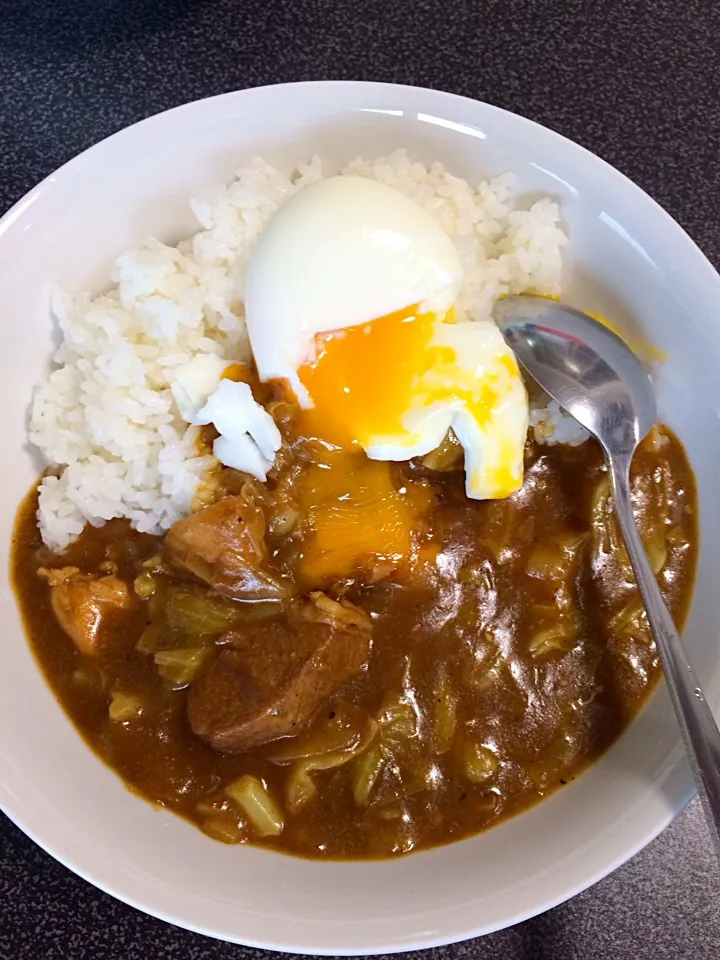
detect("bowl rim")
(2, 78), (717, 953)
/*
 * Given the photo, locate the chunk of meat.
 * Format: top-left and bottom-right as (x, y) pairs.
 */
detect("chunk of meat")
(37, 566), (133, 657)
(165, 495), (287, 601)
(187, 595), (372, 753)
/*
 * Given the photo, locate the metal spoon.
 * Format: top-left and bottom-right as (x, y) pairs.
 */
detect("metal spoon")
(495, 294), (720, 853)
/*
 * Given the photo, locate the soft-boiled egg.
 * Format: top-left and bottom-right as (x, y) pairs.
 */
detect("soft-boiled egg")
(245, 175), (463, 401)
(245, 175), (528, 501)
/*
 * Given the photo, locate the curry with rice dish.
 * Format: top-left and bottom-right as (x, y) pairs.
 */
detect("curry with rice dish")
(12, 153), (698, 859)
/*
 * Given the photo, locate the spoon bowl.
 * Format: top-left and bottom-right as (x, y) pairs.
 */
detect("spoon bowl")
(496, 296), (656, 455)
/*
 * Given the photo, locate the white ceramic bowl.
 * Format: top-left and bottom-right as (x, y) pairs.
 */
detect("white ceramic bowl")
(1, 81), (719, 954)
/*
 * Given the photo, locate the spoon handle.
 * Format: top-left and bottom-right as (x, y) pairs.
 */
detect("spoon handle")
(610, 456), (720, 855)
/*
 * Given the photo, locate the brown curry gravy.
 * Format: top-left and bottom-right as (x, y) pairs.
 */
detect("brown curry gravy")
(11, 427), (697, 859)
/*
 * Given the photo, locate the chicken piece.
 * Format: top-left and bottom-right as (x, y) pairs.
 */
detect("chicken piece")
(164, 495), (287, 601)
(37, 566), (133, 657)
(187, 594), (372, 753)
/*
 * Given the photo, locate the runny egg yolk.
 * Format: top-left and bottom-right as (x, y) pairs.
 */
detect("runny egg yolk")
(295, 305), (442, 586)
(587, 311), (667, 364)
(297, 304), (437, 449)
(290, 304), (523, 586)
(297, 454), (434, 586)
(297, 304), (514, 453)
(534, 294), (666, 364)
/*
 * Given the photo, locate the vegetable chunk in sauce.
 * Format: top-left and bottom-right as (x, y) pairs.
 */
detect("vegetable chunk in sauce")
(11, 424), (697, 859)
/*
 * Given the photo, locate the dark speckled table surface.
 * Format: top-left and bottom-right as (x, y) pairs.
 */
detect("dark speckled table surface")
(2, 0), (720, 957)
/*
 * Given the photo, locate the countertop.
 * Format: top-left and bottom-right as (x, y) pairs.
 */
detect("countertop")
(2, 0), (720, 957)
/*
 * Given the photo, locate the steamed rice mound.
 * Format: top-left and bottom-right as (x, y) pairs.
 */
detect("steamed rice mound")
(30, 151), (568, 551)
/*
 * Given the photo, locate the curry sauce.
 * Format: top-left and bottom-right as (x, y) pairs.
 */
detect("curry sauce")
(10, 426), (697, 859)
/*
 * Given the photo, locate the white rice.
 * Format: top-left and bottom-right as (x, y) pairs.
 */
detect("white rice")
(30, 150), (571, 551)
(530, 400), (589, 446)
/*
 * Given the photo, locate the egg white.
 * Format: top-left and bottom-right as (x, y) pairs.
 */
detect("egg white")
(365, 320), (528, 499)
(245, 175), (464, 402)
